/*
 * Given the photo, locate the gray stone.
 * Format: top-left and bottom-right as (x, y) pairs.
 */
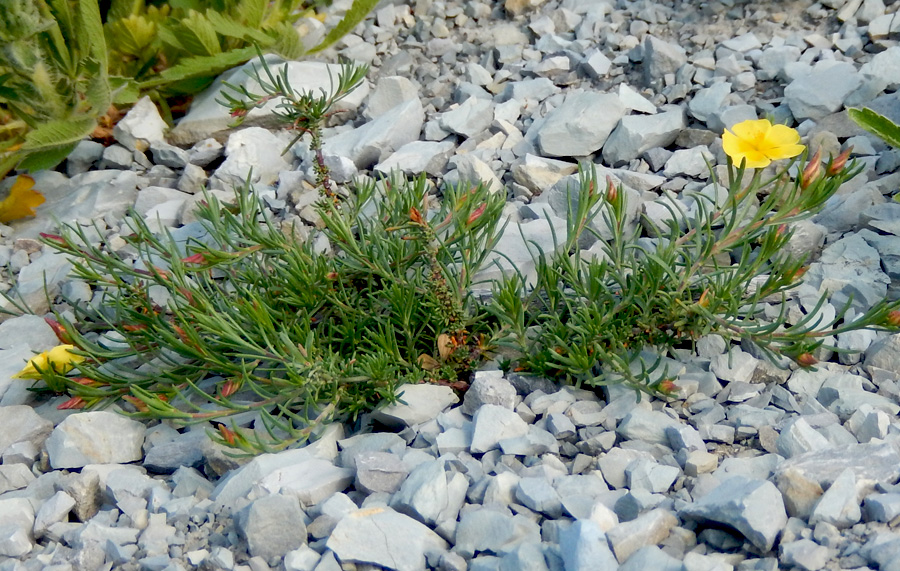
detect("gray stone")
(371, 384), (459, 428)
(0, 405), (53, 458)
(557, 519), (619, 571)
(642, 36), (687, 85)
(597, 448), (656, 489)
(327, 507), (447, 571)
(779, 539), (830, 571)
(864, 493), (900, 522)
(536, 91), (625, 157)
(784, 61), (862, 121)
(515, 477), (563, 518)
(284, 544), (322, 571)
(858, 46), (900, 94)
(625, 458), (680, 493)
(354, 452), (409, 494)
(323, 98), (424, 169)
(45, 411), (146, 469)
(0, 464), (35, 494)
(471, 405), (531, 454)
(688, 82), (732, 125)
(149, 141), (190, 169)
(439, 97), (494, 138)
(236, 493), (307, 561)
(809, 467), (861, 528)
(618, 545), (683, 571)
(454, 508), (541, 558)
(374, 140), (455, 176)
(663, 145), (714, 178)
(776, 417), (832, 459)
(864, 332), (900, 375)
(98, 144), (133, 170)
(666, 424), (706, 453)
(602, 107), (685, 166)
(546, 413), (577, 439)
(211, 127), (293, 188)
(189, 138), (224, 167)
(66, 140), (104, 176)
(511, 154), (579, 196)
(446, 154), (504, 193)
(617, 408), (681, 445)
(498, 542), (548, 571)
(364, 76), (419, 119)
(391, 459), (453, 526)
(462, 372), (517, 416)
(255, 457), (354, 508)
(606, 508), (678, 563)
(339, 433), (407, 470)
(679, 476), (787, 552)
(499, 425), (559, 456)
(114, 96), (168, 152)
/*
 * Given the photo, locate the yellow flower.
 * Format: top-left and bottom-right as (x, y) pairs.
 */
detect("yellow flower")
(14, 345), (85, 379)
(722, 119), (805, 169)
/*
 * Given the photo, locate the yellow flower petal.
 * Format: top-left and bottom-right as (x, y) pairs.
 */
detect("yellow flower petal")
(723, 119), (805, 170)
(0, 175), (46, 223)
(13, 344), (85, 379)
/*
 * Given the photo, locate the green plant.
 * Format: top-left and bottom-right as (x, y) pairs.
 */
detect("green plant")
(489, 141), (900, 394)
(21, 59), (900, 454)
(0, 0), (379, 179)
(0, 0), (111, 178)
(848, 106), (900, 203)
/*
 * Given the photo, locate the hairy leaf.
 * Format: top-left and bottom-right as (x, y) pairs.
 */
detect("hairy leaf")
(166, 10), (221, 57)
(20, 117), (96, 151)
(271, 21), (305, 60)
(204, 9), (275, 46)
(77, 0), (108, 71)
(849, 107), (900, 149)
(138, 46), (257, 89)
(309, 0), (380, 53)
(236, 0), (267, 29)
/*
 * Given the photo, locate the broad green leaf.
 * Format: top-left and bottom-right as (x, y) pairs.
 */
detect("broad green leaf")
(77, 0), (108, 71)
(849, 107), (900, 149)
(205, 10), (275, 45)
(108, 0), (146, 22)
(109, 76), (141, 105)
(138, 46), (257, 89)
(105, 14), (158, 57)
(82, 59), (112, 114)
(17, 142), (78, 172)
(167, 10), (221, 57)
(236, 0), (266, 29)
(309, 0), (379, 54)
(20, 117), (96, 151)
(271, 21), (305, 60)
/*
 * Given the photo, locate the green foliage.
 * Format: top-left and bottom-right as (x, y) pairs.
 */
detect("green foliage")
(0, 0), (111, 178)
(0, 0), (377, 180)
(848, 107), (900, 149)
(489, 159), (900, 395)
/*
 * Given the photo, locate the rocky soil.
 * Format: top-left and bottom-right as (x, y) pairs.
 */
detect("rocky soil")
(2, 0), (900, 570)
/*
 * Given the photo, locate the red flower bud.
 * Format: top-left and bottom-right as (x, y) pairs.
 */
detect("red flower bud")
(467, 203), (486, 225)
(826, 147), (852, 176)
(409, 207), (424, 225)
(606, 176), (619, 204)
(57, 396), (86, 410)
(796, 353), (818, 367)
(885, 310), (900, 328)
(800, 148), (822, 189)
(44, 317), (73, 344)
(39, 233), (68, 247)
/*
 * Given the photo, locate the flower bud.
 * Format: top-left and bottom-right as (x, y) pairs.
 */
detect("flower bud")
(409, 207), (424, 225)
(826, 147), (852, 176)
(657, 379), (677, 395)
(39, 233), (68, 247)
(605, 176), (618, 204)
(796, 353), (818, 367)
(800, 148), (822, 189)
(885, 310), (900, 328)
(467, 203), (486, 225)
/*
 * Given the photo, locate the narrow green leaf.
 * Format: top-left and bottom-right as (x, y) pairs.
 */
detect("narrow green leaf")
(848, 107), (900, 149)
(20, 117), (96, 151)
(138, 46), (257, 89)
(308, 0), (379, 54)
